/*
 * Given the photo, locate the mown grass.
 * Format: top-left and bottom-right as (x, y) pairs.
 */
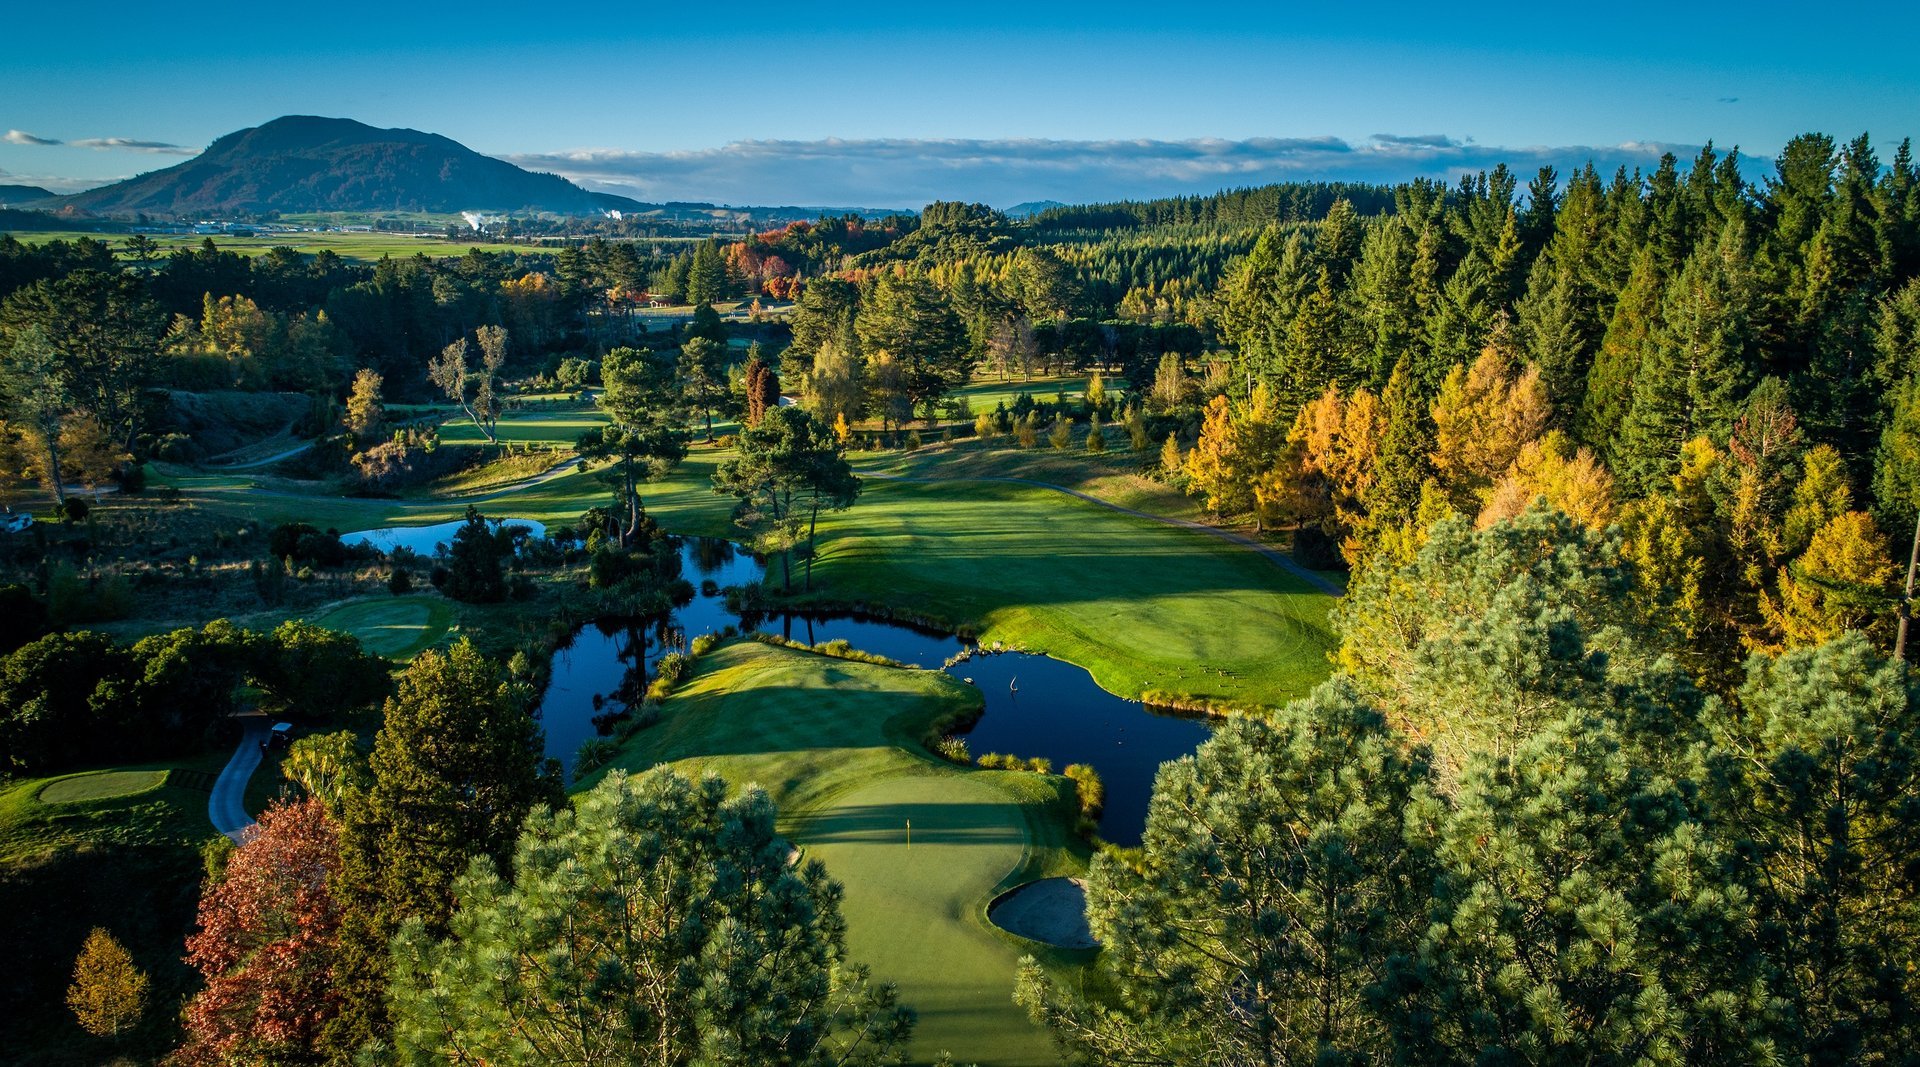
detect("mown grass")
(151, 428), (1332, 706)
(311, 595), (454, 660)
(35, 770), (169, 805)
(579, 640), (1079, 1066)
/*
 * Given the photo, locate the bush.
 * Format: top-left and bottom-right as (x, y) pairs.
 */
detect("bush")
(1048, 418), (1072, 450)
(934, 736), (971, 764)
(1027, 756), (1053, 774)
(388, 568), (413, 595)
(690, 632), (722, 656)
(1064, 763), (1105, 817)
(574, 737), (620, 777)
(977, 753), (1010, 769)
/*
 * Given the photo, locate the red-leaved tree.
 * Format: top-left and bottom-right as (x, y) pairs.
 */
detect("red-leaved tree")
(177, 797), (345, 1065)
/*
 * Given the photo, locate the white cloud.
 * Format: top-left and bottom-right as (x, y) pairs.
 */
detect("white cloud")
(502, 133), (1719, 208)
(5, 128), (196, 154)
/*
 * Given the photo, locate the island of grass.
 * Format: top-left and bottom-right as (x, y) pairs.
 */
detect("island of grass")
(578, 638), (1088, 1067)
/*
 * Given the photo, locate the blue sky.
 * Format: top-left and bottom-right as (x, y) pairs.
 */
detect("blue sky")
(5, 1), (1917, 206)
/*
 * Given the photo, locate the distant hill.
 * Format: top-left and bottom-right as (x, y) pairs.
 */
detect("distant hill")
(0, 184), (54, 207)
(1004, 200), (1066, 218)
(57, 116), (646, 217)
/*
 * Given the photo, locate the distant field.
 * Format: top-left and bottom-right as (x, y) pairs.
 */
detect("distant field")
(3, 229), (552, 261)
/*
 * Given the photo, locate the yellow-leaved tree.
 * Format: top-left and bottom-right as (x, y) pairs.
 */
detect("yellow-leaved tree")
(1760, 511), (1897, 652)
(67, 927), (149, 1038)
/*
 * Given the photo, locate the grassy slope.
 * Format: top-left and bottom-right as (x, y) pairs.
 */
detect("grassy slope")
(579, 640), (1079, 1066)
(310, 595), (454, 659)
(0, 749), (291, 1062)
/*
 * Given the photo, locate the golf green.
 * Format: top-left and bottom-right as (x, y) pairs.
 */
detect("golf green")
(311, 596), (452, 659)
(36, 770), (168, 805)
(794, 775), (1056, 1066)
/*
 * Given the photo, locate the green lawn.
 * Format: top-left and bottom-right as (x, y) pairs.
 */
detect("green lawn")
(36, 770), (169, 805)
(311, 595), (454, 659)
(951, 374), (1122, 415)
(436, 408), (608, 448)
(579, 640), (1080, 1066)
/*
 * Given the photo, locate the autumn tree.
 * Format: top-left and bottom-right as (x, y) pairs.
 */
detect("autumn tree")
(742, 348), (780, 427)
(343, 368), (385, 445)
(66, 927), (148, 1039)
(1476, 430), (1616, 529)
(179, 797), (346, 1066)
(390, 768), (914, 1066)
(1428, 346), (1550, 510)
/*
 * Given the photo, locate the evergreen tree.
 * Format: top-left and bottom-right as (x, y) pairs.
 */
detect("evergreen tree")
(1394, 712), (1778, 1066)
(1018, 682), (1428, 1065)
(1360, 357), (1433, 552)
(1709, 634), (1920, 1064)
(391, 769), (913, 1067)
(330, 640), (557, 1054)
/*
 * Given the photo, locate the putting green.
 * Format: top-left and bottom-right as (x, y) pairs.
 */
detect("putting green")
(795, 774), (1055, 1065)
(311, 595), (452, 659)
(37, 770), (168, 805)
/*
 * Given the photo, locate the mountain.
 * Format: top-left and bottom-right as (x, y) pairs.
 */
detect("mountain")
(58, 116), (644, 217)
(0, 185), (54, 206)
(1003, 200), (1066, 218)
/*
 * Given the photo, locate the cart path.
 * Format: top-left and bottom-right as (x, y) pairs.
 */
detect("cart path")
(210, 718), (269, 841)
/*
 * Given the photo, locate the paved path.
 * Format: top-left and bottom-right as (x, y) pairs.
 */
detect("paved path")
(859, 470), (1344, 596)
(213, 439), (316, 469)
(210, 718), (269, 841)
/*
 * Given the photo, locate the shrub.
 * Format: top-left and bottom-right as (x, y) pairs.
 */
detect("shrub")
(977, 753), (1011, 769)
(1048, 418), (1072, 450)
(1064, 763), (1105, 817)
(388, 568), (413, 595)
(574, 737), (620, 777)
(973, 413), (996, 441)
(690, 632), (722, 656)
(934, 736), (971, 764)
(1085, 416), (1107, 454)
(1027, 756), (1053, 774)
(905, 430), (923, 451)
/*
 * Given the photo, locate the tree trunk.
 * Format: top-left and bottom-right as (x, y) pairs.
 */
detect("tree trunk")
(43, 434), (66, 506)
(804, 498), (821, 592)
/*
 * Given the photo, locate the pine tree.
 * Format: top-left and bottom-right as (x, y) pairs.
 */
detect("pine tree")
(1709, 634), (1920, 1063)
(66, 927), (148, 1039)
(330, 640), (558, 1054)
(1397, 711), (1777, 1065)
(1581, 247), (1663, 462)
(390, 769), (913, 1066)
(1360, 357), (1432, 551)
(1018, 682), (1428, 1065)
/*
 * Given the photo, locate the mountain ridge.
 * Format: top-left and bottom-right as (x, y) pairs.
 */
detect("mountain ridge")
(58, 116), (646, 217)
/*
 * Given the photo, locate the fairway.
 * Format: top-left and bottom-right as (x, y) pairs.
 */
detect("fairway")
(582, 641), (1080, 1065)
(807, 477), (1333, 707)
(311, 595), (452, 659)
(36, 770), (168, 805)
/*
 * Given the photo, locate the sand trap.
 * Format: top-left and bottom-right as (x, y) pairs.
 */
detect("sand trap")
(988, 877), (1098, 949)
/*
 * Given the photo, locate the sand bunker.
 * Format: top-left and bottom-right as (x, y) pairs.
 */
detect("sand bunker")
(988, 877), (1098, 949)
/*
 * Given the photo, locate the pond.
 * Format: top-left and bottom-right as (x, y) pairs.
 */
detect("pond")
(537, 535), (1210, 845)
(339, 516), (546, 557)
